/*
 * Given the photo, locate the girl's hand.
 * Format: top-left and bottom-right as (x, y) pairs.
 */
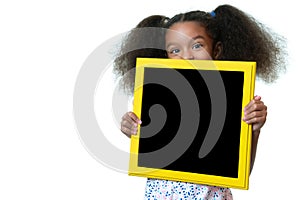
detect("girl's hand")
(243, 95), (267, 132)
(120, 111), (142, 138)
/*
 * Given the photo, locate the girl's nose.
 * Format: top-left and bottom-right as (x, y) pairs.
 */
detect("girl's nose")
(182, 50), (194, 60)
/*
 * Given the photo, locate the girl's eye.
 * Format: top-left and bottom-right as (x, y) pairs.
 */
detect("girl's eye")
(192, 43), (203, 50)
(169, 48), (180, 54)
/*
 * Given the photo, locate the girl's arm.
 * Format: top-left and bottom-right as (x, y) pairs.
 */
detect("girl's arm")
(243, 95), (267, 172)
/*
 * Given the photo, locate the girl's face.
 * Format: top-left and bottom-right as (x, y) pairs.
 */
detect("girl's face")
(165, 21), (214, 60)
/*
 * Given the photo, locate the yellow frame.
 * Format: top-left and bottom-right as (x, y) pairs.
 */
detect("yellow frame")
(129, 58), (256, 190)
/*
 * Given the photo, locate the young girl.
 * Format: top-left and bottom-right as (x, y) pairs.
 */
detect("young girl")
(114, 4), (285, 200)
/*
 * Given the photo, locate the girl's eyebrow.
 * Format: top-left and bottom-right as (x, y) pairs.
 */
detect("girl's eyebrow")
(166, 42), (179, 49)
(192, 35), (205, 40)
(166, 35), (205, 49)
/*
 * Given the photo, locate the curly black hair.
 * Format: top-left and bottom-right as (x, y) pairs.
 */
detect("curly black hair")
(113, 15), (169, 95)
(113, 5), (287, 95)
(211, 4), (286, 83)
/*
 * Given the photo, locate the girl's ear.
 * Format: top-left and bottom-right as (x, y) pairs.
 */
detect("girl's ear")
(213, 41), (222, 59)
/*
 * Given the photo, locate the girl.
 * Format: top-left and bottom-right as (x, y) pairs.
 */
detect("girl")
(114, 4), (285, 200)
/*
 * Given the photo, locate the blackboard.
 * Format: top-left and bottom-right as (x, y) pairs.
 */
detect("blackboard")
(129, 58), (256, 190)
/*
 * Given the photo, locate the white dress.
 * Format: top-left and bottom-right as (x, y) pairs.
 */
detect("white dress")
(144, 178), (233, 200)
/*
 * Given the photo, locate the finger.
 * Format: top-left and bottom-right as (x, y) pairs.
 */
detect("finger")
(121, 115), (139, 132)
(121, 119), (136, 129)
(251, 104), (266, 116)
(244, 111), (267, 120)
(120, 112), (142, 137)
(245, 103), (266, 116)
(244, 101), (266, 114)
(243, 115), (266, 125)
(122, 112), (139, 127)
(243, 108), (267, 121)
(254, 95), (261, 101)
(128, 111), (142, 124)
(121, 126), (137, 137)
(120, 113), (139, 136)
(244, 95), (262, 112)
(244, 99), (256, 112)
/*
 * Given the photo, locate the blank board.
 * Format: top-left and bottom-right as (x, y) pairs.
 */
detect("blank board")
(129, 58), (256, 190)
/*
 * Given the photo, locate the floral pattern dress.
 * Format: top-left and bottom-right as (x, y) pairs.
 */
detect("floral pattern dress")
(144, 178), (233, 200)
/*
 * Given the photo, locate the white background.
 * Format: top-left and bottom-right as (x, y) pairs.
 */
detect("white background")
(1, 0), (299, 199)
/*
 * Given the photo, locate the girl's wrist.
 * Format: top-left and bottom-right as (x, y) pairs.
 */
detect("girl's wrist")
(252, 129), (261, 139)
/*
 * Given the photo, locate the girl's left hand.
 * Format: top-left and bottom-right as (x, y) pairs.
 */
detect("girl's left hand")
(243, 95), (267, 132)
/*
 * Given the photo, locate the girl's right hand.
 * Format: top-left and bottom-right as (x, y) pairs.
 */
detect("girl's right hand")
(121, 111), (142, 138)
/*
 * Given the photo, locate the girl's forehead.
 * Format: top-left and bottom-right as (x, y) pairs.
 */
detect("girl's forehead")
(166, 21), (209, 41)
(168, 21), (203, 29)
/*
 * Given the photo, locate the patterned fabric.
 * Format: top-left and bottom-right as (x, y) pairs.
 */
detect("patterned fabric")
(144, 179), (233, 200)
